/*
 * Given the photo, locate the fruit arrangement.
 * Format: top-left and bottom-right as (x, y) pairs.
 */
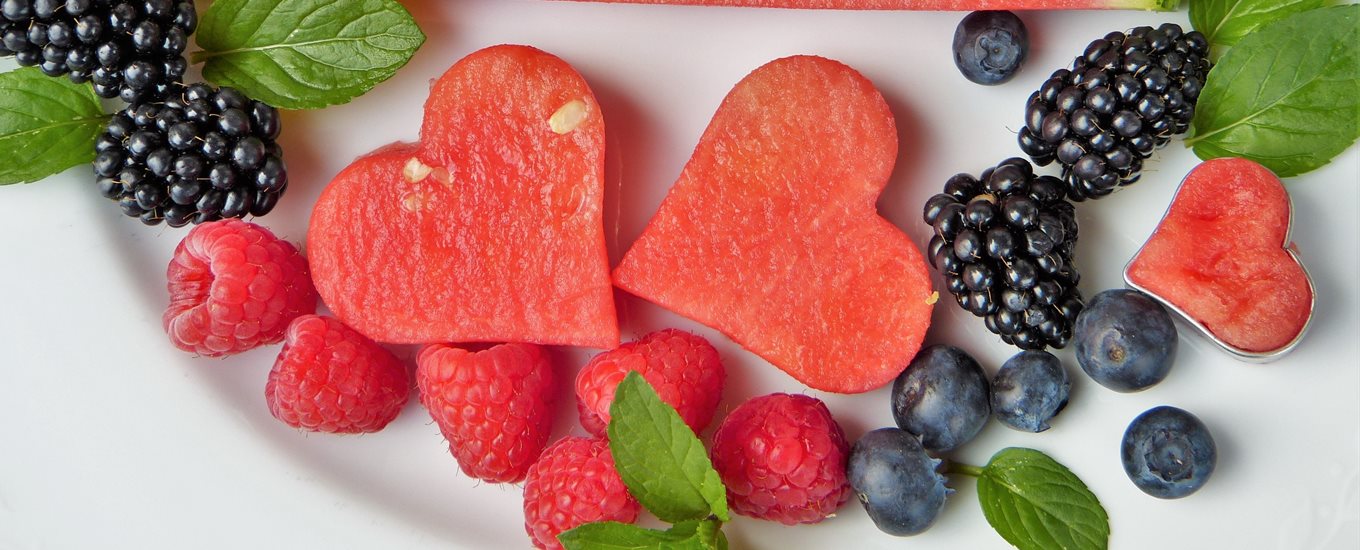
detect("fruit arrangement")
(1, 1), (1358, 550)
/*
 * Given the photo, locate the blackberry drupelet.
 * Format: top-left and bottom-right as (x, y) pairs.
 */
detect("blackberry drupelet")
(0, 0), (196, 103)
(924, 158), (1084, 350)
(1017, 23), (1210, 201)
(93, 83), (287, 227)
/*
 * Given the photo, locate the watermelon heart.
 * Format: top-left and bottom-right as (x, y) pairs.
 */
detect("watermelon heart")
(614, 55), (935, 393)
(307, 45), (619, 348)
(1125, 157), (1314, 361)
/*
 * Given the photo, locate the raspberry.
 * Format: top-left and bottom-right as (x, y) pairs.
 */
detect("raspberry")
(93, 82), (287, 227)
(416, 342), (556, 483)
(1, 0), (197, 102)
(575, 329), (724, 437)
(709, 393), (852, 525)
(163, 219), (316, 356)
(264, 315), (410, 433)
(523, 436), (640, 550)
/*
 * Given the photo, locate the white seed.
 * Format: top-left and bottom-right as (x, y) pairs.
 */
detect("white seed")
(549, 99), (588, 134)
(403, 157), (433, 183)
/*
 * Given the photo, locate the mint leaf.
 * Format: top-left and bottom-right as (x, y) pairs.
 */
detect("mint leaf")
(607, 372), (729, 523)
(1190, 0), (1337, 49)
(558, 521), (716, 550)
(976, 448), (1109, 550)
(1187, 4), (1359, 177)
(194, 0), (425, 110)
(0, 68), (107, 185)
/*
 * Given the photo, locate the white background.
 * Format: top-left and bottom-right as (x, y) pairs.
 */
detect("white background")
(2, 1), (1357, 548)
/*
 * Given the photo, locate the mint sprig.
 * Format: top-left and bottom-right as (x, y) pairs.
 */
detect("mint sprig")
(1187, 4), (1359, 177)
(560, 372), (728, 550)
(0, 68), (109, 186)
(955, 448), (1110, 550)
(1190, 0), (1337, 50)
(193, 0), (425, 110)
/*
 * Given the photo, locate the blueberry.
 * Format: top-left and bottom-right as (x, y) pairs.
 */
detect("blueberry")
(847, 428), (950, 536)
(1074, 289), (1177, 392)
(1121, 406), (1215, 498)
(991, 350), (1070, 432)
(952, 11), (1028, 85)
(891, 345), (990, 452)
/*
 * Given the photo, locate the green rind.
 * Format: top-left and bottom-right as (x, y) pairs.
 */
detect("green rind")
(0, 68), (107, 185)
(1188, 4), (1360, 177)
(195, 0), (425, 110)
(977, 448), (1110, 550)
(607, 372), (730, 524)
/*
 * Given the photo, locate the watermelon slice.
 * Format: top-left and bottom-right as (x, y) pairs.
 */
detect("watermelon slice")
(559, 0), (1177, 10)
(1125, 158), (1314, 360)
(308, 45), (619, 349)
(613, 55), (935, 394)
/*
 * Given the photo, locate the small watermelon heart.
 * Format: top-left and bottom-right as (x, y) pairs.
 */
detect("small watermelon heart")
(1125, 157), (1314, 361)
(307, 45), (618, 348)
(614, 55), (935, 393)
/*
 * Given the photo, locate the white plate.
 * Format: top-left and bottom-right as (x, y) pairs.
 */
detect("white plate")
(2, 1), (1357, 548)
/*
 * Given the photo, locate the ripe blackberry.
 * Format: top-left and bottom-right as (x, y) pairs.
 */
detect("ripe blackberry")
(1017, 23), (1211, 201)
(93, 83), (287, 227)
(923, 158), (1084, 350)
(0, 0), (196, 103)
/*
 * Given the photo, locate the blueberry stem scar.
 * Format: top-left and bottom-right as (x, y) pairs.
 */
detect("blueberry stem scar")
(945, 462), (985, 478)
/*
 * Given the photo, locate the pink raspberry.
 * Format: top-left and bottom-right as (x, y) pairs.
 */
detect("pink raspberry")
(264, 315), (410, 433)
(416, 343), (556, 483)
(164, 219), (317, 357)
(709, 393), (852, 525)
(575, 329), (724, 437)
(523, 436), (640, 550)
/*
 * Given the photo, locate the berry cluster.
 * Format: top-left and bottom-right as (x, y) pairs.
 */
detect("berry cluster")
(93, 83), (286, 226)
(1, 0), (196, 102)
(924, 158), (1083, 350)
(1017, 23), (1211, 200)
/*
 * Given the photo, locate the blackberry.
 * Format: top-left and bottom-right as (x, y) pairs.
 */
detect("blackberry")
(923, 158), (1084, 350)
(1017, 23), (1211, 201)
(0, 0), (197, 103)
(93, 83), (287, 227)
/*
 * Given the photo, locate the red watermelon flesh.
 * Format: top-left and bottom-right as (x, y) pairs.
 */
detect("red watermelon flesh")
(558, 0), (1177, 10)
(308, 45), (619, 349)
(1126, 158), (1314, 357)
(613, 55), (935, 394)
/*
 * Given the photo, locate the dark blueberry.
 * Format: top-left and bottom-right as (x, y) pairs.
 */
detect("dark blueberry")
(891, 345), (991, 453)
(1074, 289), (1178, 392)
(991, 350), (1070, 432)
(847, 428), (950, 536)
(1121, 406), (1216, 499)
(952, 10), (1028, 85)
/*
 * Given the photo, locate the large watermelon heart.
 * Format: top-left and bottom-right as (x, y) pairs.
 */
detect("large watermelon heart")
(1125, 158), (1314, 360)
(308, 45), (619, 349)
(614, 55), (935, 394)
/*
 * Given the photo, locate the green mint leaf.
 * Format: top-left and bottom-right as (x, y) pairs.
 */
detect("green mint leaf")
(194, 0), (425, 110)
(1190, 0), (1337, 49)
(607, 372), (729, 523)
(0, 67), (107, 185)
(1187, 4), (1359, 177)
(557, 520), (723, 550)
(976, 447), (1109, 550)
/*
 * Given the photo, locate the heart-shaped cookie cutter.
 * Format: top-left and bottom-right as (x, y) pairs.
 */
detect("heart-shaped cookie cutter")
(1122, 167), (1316, 363)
